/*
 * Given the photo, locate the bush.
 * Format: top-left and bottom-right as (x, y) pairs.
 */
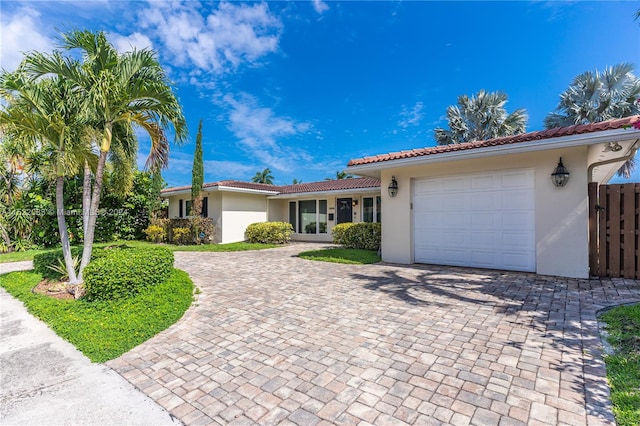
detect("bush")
(83, 246), (174, 301)
(332, 222), (381, 251)
(164, 218), (215, 244)
(245, 222), (293, 244)
(144, 224), (166, 243)
(34, 247), (84, 279)
(172, 227), (192, 245)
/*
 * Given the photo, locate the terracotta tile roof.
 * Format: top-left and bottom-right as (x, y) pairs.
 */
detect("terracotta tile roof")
(161, 177), (380, 195)
(277, 177), (380, 194)
(161, 180), (280, 194)
(348, 115), (640, 167)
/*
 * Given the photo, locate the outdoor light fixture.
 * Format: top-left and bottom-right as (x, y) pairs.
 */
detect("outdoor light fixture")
(352, 199), (358, 207)
(551, 157), (570, 187)
(388, 176), (398, 197)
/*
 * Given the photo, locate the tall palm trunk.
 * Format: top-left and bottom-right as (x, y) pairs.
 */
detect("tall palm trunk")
(78, 150), (107, 280)
(56, 175), (80, 284)
(82, 160), (91, 237)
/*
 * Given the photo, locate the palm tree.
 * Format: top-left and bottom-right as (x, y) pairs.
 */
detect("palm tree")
(545, 63), (640, 178)
(325, 171), (353, 180)
(252, 168), (274, 184)
(292, 178), (302, 184)
(23, 30), (187, 280)
(0, 66), (90, 282)
(434, 90), (528, 145)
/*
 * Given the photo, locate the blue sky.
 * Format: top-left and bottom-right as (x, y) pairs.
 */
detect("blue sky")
(1, 1), (639, 187)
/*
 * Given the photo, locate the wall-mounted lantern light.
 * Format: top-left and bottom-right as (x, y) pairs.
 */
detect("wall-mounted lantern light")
(352, 199), (358, 207)
(551, 157), (570, 187)
(388, 176), (398, 197)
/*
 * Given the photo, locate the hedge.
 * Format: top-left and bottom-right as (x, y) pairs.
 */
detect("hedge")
(32, 246), (117, 280)
(332, 222), (381, 251)
(245, 222), (293, 244)
(83, 246), (174, 301)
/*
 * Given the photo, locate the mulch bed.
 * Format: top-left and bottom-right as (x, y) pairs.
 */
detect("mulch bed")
(32, 279), (75, 300)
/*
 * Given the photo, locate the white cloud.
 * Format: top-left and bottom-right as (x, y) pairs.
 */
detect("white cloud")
(109, 32), (153, 53)
(312, 0), (329, 14)
(398, 102), (424, 128)
(139, 1), (281, 74)
(224, 93), (311, 171)
(0, 7), (54, 71)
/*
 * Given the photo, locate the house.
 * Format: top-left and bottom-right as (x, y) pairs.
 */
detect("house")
(345, 115), (640, 278)
(160, 178), (381, 244)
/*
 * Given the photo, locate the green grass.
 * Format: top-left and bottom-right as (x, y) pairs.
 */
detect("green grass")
(600, 304), (640, 426)
(0, 269), (193, 363)
(298, 248), (381, 264)
(0, 247), (52, 263)
(0, 240), (278, 263)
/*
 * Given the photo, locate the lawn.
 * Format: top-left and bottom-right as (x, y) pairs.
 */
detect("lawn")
(0, 269), (194, 363)
(0, 240), (278, 263)
(600, 303), (640, 426)
(298, 248), (381, 264)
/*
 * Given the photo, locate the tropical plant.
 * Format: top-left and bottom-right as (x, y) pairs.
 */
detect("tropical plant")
(325, 171), (353, 180)
(252, 168), (274, 184)
(434, 90), (528, 145)
(292, 178), (302, 184)
(545, 63), (640, 178)
(0, 65), (90, 282)
(23, 29), (187, 281)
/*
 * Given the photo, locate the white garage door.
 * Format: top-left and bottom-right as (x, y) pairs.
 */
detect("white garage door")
(413, 169), (535, 272)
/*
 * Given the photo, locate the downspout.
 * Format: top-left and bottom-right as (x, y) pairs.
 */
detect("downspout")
(587, 139), (640, 182)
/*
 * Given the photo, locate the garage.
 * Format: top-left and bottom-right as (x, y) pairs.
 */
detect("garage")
(412, 169), (536, 272)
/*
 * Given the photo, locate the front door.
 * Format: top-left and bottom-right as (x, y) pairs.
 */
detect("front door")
(337, 198), (352, 224)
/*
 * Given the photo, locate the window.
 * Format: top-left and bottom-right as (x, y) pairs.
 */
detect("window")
(179, 199), (183, 218)
(289, 202), (297, 231)
(202, 197), (208, 218)
(185, 200), (192, 217)
(318, 200), (327, 234)
(299, 200), (316, 234)
(363, 197), (374, 223)
(363, 196), (382, 223)
(289, 200), (328, 234)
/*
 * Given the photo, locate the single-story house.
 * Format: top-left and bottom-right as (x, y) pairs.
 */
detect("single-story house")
(161, 178), (381, 244)
(345, 115), (640, 278)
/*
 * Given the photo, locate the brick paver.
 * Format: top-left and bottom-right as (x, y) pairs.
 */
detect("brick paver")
(107, 243), (640, 425)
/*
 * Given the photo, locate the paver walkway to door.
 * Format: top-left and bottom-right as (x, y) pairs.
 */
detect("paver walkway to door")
(107, 243), (640, 425)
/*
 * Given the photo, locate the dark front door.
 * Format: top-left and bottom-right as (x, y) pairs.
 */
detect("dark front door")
(337, 198), (352, 224)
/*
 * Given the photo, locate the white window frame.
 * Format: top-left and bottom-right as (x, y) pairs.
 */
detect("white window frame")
(362, 196), (381, 223)
(289, 199), (328, 234)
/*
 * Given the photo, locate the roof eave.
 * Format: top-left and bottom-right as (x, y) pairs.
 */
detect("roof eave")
(346, 127), (640, 173)
(268, 187), (381, 199)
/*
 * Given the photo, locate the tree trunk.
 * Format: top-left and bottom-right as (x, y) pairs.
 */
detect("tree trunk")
(56, 175), (80, 284)
(0, 221), (13, 252)
(82, 160), (91, 238)
(78, 150), (107, 280)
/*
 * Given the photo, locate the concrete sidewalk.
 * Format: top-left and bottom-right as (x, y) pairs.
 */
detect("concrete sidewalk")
(0, 285), (181, 426)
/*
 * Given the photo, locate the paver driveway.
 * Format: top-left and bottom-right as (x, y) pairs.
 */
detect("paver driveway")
(107, 243), (640, 426)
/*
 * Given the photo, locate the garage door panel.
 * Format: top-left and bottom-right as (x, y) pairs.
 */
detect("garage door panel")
(501, 171), (532, 188)
(413, 169), (535, 272)
(471, 175), (496, 190)
(441, 177), (466, 192)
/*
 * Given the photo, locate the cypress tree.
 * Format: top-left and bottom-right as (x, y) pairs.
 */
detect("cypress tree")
(191, 119), (204, 203)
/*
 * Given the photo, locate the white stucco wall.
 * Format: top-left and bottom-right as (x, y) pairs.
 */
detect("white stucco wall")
(220, 192), (268, 243)
(379, 146), (590, 278)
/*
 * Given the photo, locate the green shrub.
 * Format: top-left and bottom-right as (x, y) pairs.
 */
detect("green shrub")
(83, 246), (174, 301)
(332, 222), (381, 251)
(165, 218), (215, 244)
(144, 224), (166, 243)
(33, 247), (84, 279)
(172, 227), (192, 245)
(245, 222), (293, 244)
